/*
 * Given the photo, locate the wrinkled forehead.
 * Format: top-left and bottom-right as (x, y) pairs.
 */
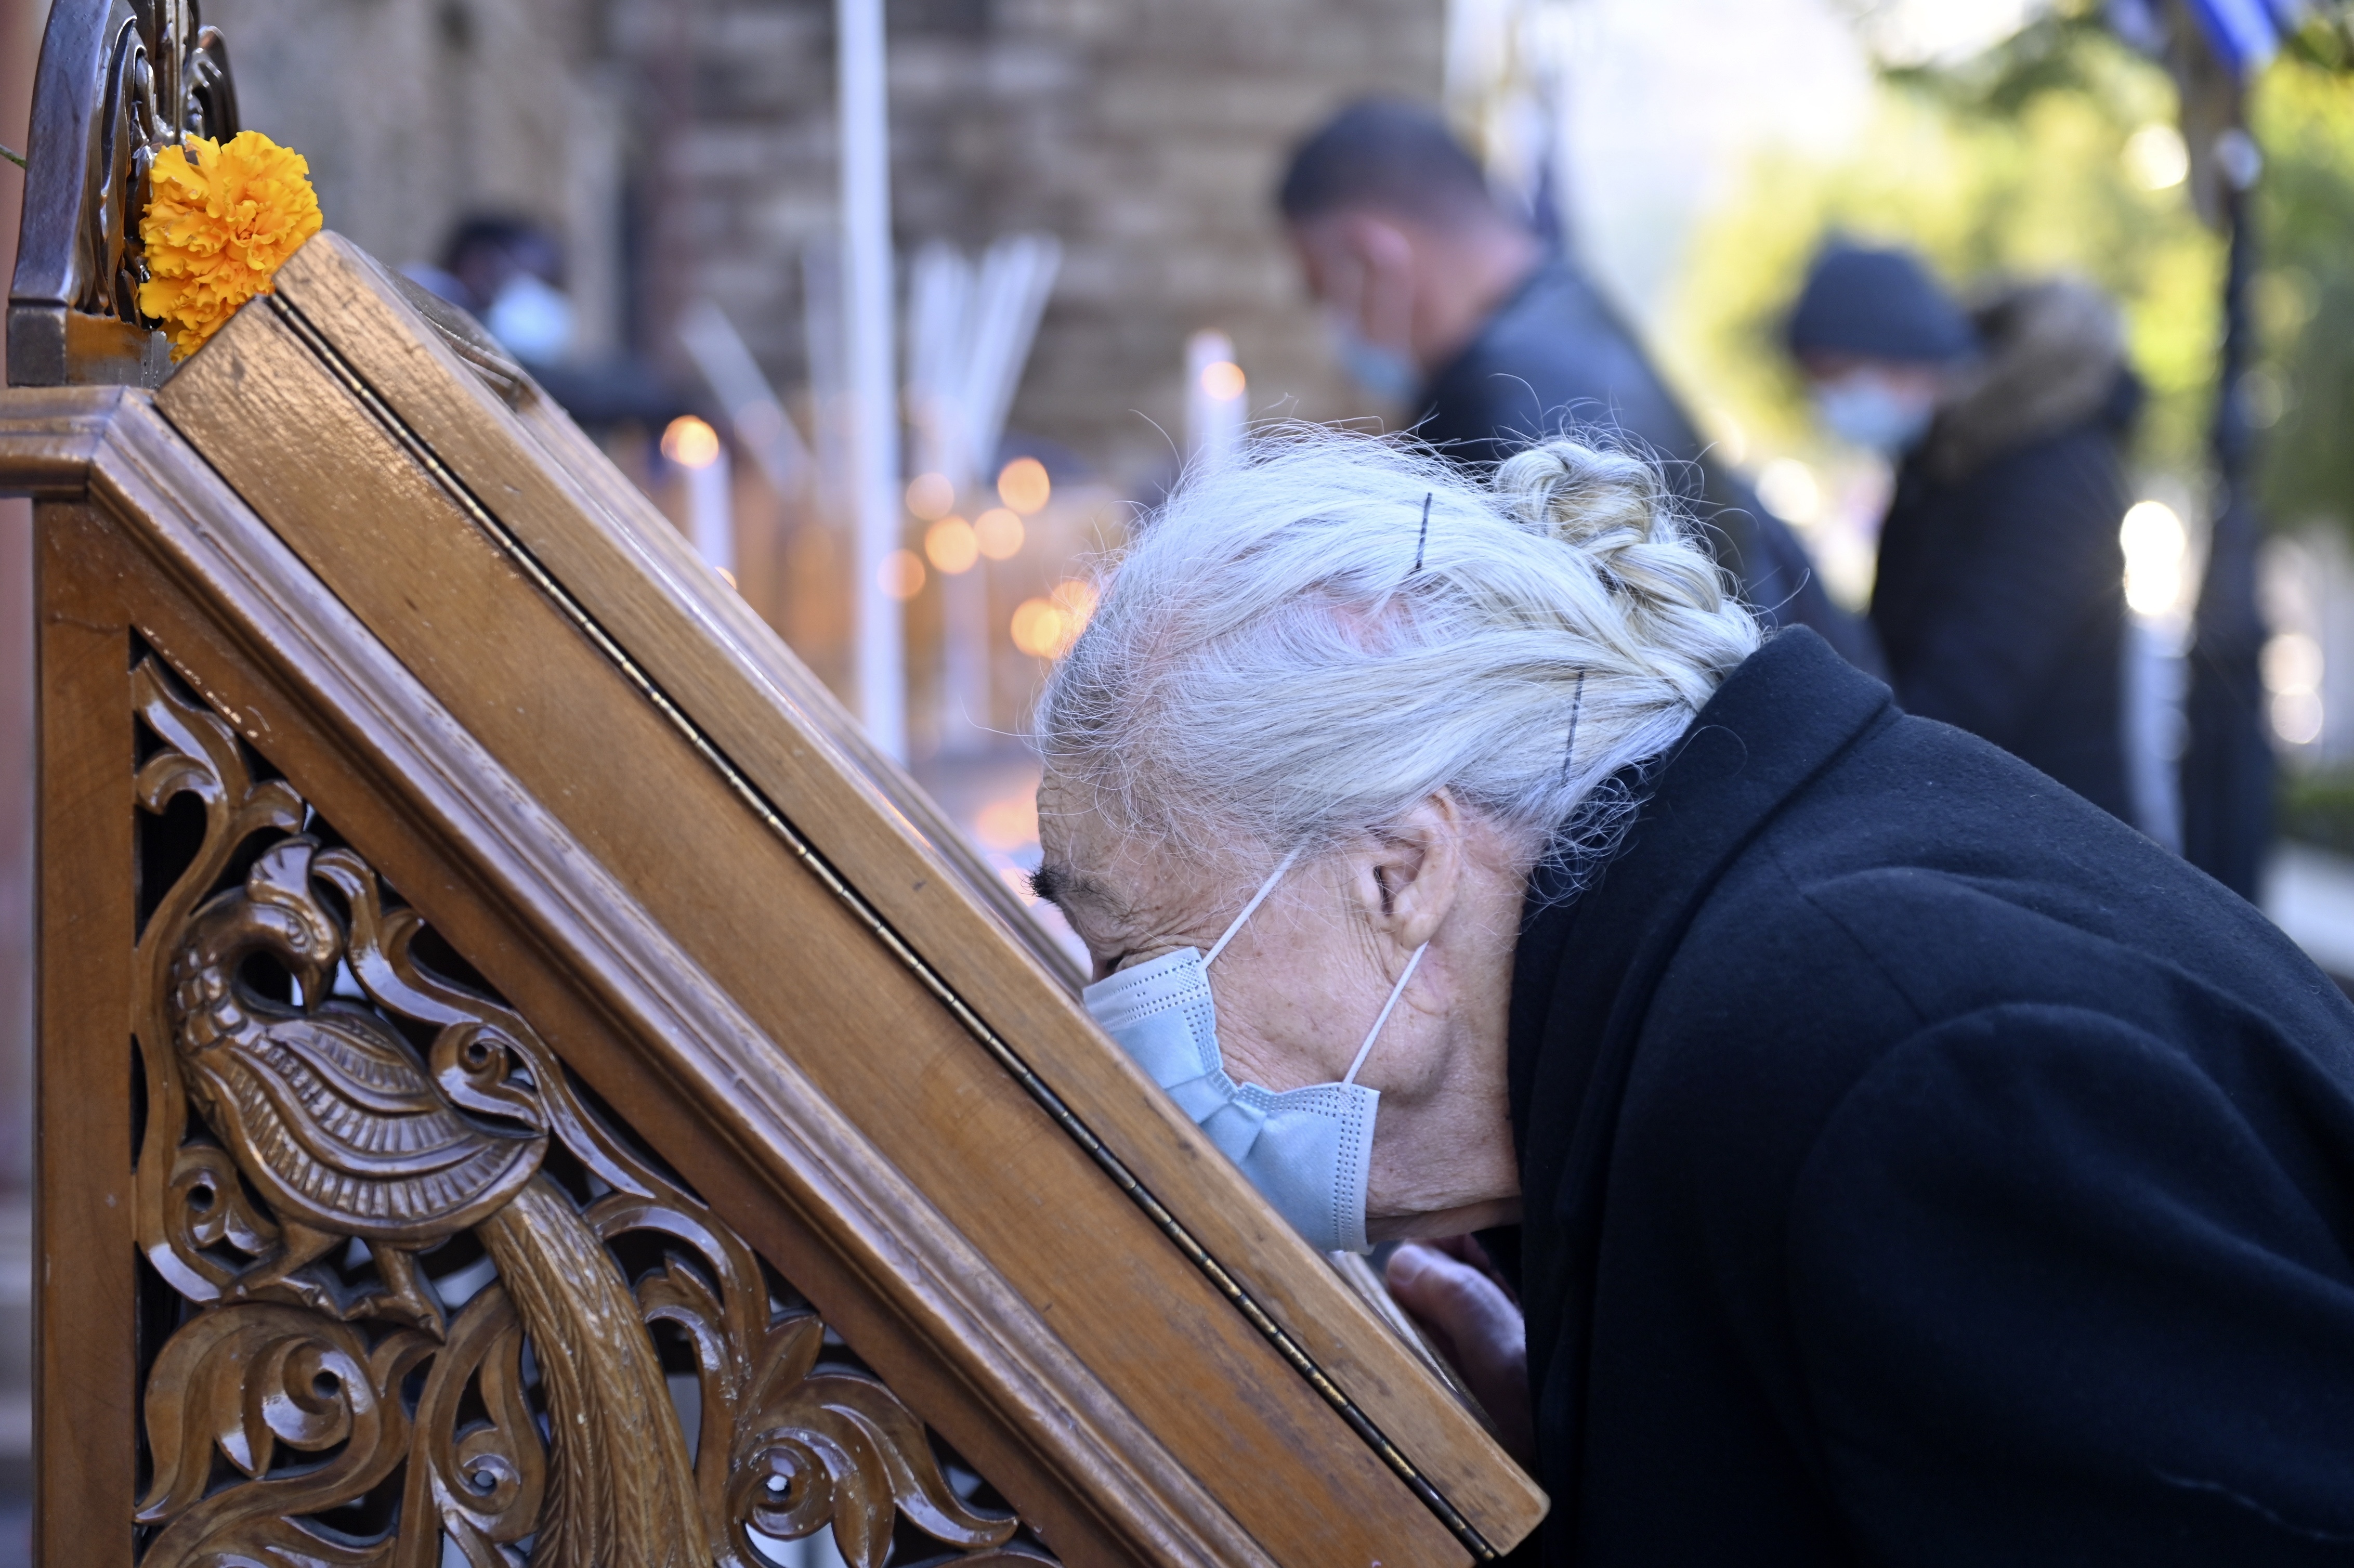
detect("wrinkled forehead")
(1034, 772), (1230, 942)
(1034, 775), (1149, 908)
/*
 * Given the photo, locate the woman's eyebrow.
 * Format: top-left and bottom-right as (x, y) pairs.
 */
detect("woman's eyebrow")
(1029, 863), (1117, 918)
(1027, 863), (1068, 905)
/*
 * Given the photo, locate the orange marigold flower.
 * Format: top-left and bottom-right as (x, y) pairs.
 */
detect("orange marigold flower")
(137, 130), (323, 360)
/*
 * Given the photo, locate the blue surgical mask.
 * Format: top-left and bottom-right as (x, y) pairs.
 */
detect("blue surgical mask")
(1812, 371), (1937, 455)
(1328, 315), (1422, 407)
(485, 273), (576, 363)
(1081, 847), (1427, 1255)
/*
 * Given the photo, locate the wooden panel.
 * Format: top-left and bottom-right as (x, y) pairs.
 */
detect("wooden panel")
(0, 385), (120, 496)
(62, 401), (1270, 1568)
(34, 502), (139, 1567)
(150, 269), (1471, 1568)
(108, 632), (1050, 1564)
(504, 361), (1087, 992)
(228, 231), (1542, 1557)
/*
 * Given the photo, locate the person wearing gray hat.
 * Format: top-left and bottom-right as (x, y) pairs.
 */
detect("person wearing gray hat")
(1789, 241), (2140, 826)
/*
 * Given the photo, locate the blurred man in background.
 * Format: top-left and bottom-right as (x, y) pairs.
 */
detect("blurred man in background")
(1789, 243), (2139, 823)
(408, 213), (683, 433)
(407, 214), (578, 364)
(1278, 98), (1878, 671)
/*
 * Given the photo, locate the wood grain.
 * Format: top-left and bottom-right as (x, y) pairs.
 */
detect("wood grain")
(153, 268), (1470, 1567)
(33, 503), (140, 1568)
(123, 734), (1010, 1563)
(71, 394), (1285, 1568)
(4, 219), (1552, 1559)
(252, 229), (1546, 1555)
(0, 385), (124, 496)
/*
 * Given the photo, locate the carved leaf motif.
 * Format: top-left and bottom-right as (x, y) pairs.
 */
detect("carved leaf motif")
(627, 1222), (1018, 1566)
(164, 1138), (281, 1260)
(396, 1284), (545, 1568)
(733, 1348), (1017, 1567)
(81, 0), (239, 320)
(318, 848), (624, 1192)
(126, 653), (1052, 1565)
(166, 836), (550, 1256)
(134, 659), (306, 1302)
(136, 1303), (434, 1566)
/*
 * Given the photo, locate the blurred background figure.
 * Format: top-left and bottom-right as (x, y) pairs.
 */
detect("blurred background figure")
(413, 212), (579, 362)
(1279, 98), (1882, 672)
(1789, 243), (2140, 824)
(406, 212), (688, 434)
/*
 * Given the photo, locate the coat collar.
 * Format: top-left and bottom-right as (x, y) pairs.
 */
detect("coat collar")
(1503, 626), (1893, 1533)
(1510, 628), (1893, 1159)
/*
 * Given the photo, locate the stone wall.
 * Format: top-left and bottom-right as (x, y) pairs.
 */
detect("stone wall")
(210, 0), (1444, 492)
(206, 0), (627, 352)
(133, 0), (1443, 760)
(860, 0), (1444, 488)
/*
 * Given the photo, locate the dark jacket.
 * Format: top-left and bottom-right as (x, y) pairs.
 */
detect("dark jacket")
(1490, 627), (2354, 1565)
(1873, 281), (2139, 822)
(1419, 260), (1883, 675)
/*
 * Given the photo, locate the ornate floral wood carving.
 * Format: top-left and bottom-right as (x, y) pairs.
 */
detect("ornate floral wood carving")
(128, 652), (1047, 1567)
(83, 0), (238, 323)
(11, 0), (239, 384)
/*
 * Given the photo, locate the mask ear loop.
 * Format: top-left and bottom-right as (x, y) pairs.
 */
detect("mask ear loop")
(1343, 942), (1428, 1084)
(1206, 844), (1304, 967)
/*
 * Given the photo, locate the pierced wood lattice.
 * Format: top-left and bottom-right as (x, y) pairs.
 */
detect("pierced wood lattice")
(126, 649), (1053, 1568)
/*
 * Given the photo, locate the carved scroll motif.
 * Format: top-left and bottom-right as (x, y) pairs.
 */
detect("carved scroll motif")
(129, 654), (1044, 1567)
(84, 0), (239, 323)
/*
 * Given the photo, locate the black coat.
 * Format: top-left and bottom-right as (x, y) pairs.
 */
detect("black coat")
(1417, 262), (1883, 675)
(1872, 384), (2138, 822)
(1489, 627), (2354, 1565)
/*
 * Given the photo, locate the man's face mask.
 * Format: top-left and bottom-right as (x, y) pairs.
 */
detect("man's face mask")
(1080, 847), (1427, 1255)
(1327, 312), (1422, 408)
(1811, 369), (1938, 456)
(484, 272), (577, 364)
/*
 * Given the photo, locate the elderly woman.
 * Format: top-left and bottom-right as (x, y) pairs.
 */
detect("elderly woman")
(1029, 433), (2354, 1564)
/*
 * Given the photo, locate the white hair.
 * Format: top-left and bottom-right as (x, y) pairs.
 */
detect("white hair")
(1035, 428), (1763, 877)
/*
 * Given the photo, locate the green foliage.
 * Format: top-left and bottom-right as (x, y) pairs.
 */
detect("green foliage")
(1664, 22), (2222, 483)
(1878, 7), (2122, 117)
(2250, 63), (2354, 530)
(1669, 14), (2354, 551)
(2286, 5), (2354, 72)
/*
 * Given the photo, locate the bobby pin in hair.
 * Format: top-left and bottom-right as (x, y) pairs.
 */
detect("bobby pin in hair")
(1562, 668), (1588, 780)
(1413, 492), (1432, 574)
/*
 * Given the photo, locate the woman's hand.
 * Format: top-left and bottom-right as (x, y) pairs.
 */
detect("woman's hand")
(1385, 1239), (1536, 1467)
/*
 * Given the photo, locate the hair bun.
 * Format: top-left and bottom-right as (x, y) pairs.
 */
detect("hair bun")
(1492, 437), (1728, 625)
(1494, 438), (1667, 548)
(1032, 426), (1762, 869)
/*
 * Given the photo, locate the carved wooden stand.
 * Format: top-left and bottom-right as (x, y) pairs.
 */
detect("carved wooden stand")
(128, 655), (1025, 1566)
(5, 3), (1545, 1564)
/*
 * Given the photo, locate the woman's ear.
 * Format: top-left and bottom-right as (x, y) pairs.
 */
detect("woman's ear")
(1350, 792), (1464, 953)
